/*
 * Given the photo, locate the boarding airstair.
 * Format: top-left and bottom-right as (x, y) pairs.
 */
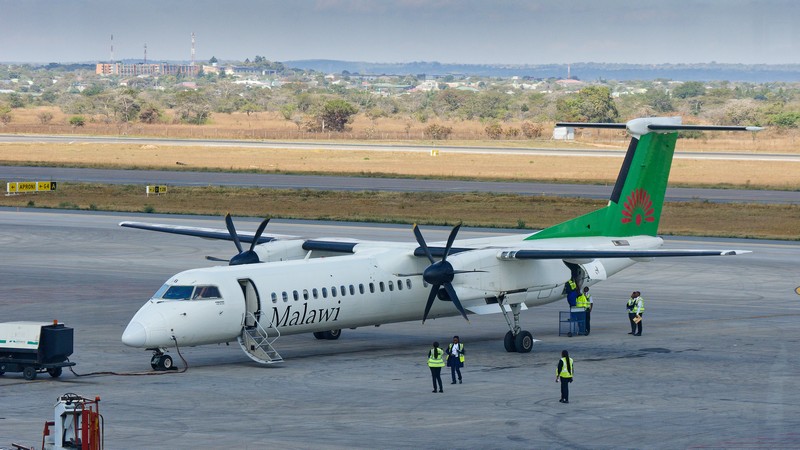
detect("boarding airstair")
(238, 312), (283, 364)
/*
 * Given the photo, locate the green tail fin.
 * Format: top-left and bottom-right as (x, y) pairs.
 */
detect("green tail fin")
(527, 123), (677, 240)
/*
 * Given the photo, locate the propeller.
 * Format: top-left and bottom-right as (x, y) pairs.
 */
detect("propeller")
(209, 213), (270, 266)
(412, 223), (470, 324)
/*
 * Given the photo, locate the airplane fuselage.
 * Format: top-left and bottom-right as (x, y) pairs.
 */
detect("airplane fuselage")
(122, 233), (653, 349)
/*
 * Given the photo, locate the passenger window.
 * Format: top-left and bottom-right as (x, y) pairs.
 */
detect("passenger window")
(282, 292), (288, 302)
(193, 286), (221, 299)
(293, 290), (299, 301)
(322, 287), (328, 298)
(397, 280), (403, 291)
(388, 281), (394, 291)
(369, 283), (375, 293)
(406, 279), (412, 289)
(331, 287), (337, 298)
(340, 285), (346, 296)
(349, 285), (355, 295)
(313, 288), (319, 299)
(379, 282), (385, 292)
(303, 289), (309, 300)
(271, 292), (278, 304)
(163, 286), (194, 300)
(358, 284), (365, 294)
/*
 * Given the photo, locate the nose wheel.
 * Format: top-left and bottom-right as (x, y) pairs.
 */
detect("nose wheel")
(150, 350), (174, 371)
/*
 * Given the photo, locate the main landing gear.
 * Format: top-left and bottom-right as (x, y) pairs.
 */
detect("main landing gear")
(150, 349), (175, 371)
(313, 329), (342, 340)
(498, 300), (535, 353)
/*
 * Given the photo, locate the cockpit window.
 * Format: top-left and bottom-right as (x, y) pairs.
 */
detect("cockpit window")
(193, 286), (221, 299)
(162, 285), (194, 300)
(156, 285), (222, 300)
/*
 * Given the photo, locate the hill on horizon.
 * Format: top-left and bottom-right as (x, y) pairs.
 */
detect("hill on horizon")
(284, 59), (800, 82)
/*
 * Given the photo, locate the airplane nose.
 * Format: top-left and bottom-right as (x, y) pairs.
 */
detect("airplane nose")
(122, 321), (147, 347)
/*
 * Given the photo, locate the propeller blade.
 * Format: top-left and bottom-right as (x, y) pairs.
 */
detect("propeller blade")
(412, 224), (435, 264)
(442, 223), (462, 262)
(249, 218), (270, 252)
(422, 285), (439, 324)
(443, 282), (469, 322)
(224, 213), (243, 254)
(205, 256), (230, 262)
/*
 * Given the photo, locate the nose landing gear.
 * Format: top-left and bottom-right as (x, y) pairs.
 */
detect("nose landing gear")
(150, 349), (175, 371)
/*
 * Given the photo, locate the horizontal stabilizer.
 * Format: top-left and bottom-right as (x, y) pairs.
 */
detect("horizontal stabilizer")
(498, 249), (751, 260)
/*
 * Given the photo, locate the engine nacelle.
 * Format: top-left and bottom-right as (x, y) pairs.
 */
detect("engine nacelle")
(255, 239), (309, 262)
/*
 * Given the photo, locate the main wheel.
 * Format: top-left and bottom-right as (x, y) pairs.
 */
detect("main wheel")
(503, 331), (516, 352)
(323, 329), (341, 340)
(48, 367), (63, 378)
(23, 366), (37, 381)
(313, 331), (326, 340)
(515, 330), (533, 353)
(159, 355), (174, 370)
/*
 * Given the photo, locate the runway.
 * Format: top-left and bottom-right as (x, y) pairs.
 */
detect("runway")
(3, 165), (799, 204)
(1, 209), (799, 449)
(2, 133), (800, 162)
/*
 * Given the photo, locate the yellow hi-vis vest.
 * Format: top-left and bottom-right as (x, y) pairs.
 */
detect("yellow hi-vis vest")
(575, 294), (588, 309)
(448, 342), (465, 363)
(626, 297), (636, 313)
(633, 297), (645, 314)
(558, 357), (574, 378)
(428, 348), (445, 368)
(567, 280), (577, 291)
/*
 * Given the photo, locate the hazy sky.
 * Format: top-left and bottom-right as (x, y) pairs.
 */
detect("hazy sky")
(1, 0), (798, 65)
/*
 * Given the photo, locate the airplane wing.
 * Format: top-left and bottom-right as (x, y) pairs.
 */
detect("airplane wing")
(119, 221), (296, 244)
(497, 248), (750, 260)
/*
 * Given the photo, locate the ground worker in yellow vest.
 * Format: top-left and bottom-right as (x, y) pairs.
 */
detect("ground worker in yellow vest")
(631, 291), (645, 336)
(427, 341), (445, 393)
(556, 350), (574, 403)
(566, 278), (578, 307)
(446, 335), (465, 384)
(582, 287), (593, 335)
(575, 289), (589, 335)
(626, 291), (639, 335)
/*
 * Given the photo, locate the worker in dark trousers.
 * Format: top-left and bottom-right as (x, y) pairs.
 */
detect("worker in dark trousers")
(427, 341), (444, 393)
(556, 350), (574, 403)
(626, 291), (639, 334)
(582, 287), (593, 334)
(631, 292), (644, 336)
(447, 335), (465, 384)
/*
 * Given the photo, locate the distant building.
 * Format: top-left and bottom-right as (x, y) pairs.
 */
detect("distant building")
(96, 63), (200, 77)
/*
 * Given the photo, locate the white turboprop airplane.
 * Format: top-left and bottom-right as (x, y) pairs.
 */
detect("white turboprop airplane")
(120, 117), (760, 370)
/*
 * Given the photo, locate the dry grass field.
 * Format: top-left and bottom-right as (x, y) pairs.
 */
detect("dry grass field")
(1, 185), (798, 240)
(3, 106), (800, 152)
(0, 142), (798, 190)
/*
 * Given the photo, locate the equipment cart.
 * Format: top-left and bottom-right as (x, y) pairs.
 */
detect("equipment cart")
(559, 310), (586, 337)
(0, 321), (75, 380)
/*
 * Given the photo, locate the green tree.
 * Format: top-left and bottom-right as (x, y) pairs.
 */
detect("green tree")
(556, 86), (619, 122)
(672, 81), (706, 99)
(315, 99), (358, 132)
(645, 89), (674, 113)
(174, 90), (211, 124)
(69, 115), (86, 127)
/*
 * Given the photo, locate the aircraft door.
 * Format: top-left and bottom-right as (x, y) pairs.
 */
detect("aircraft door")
(238, 279), (261, 327)
(564, 261), (607, 290)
